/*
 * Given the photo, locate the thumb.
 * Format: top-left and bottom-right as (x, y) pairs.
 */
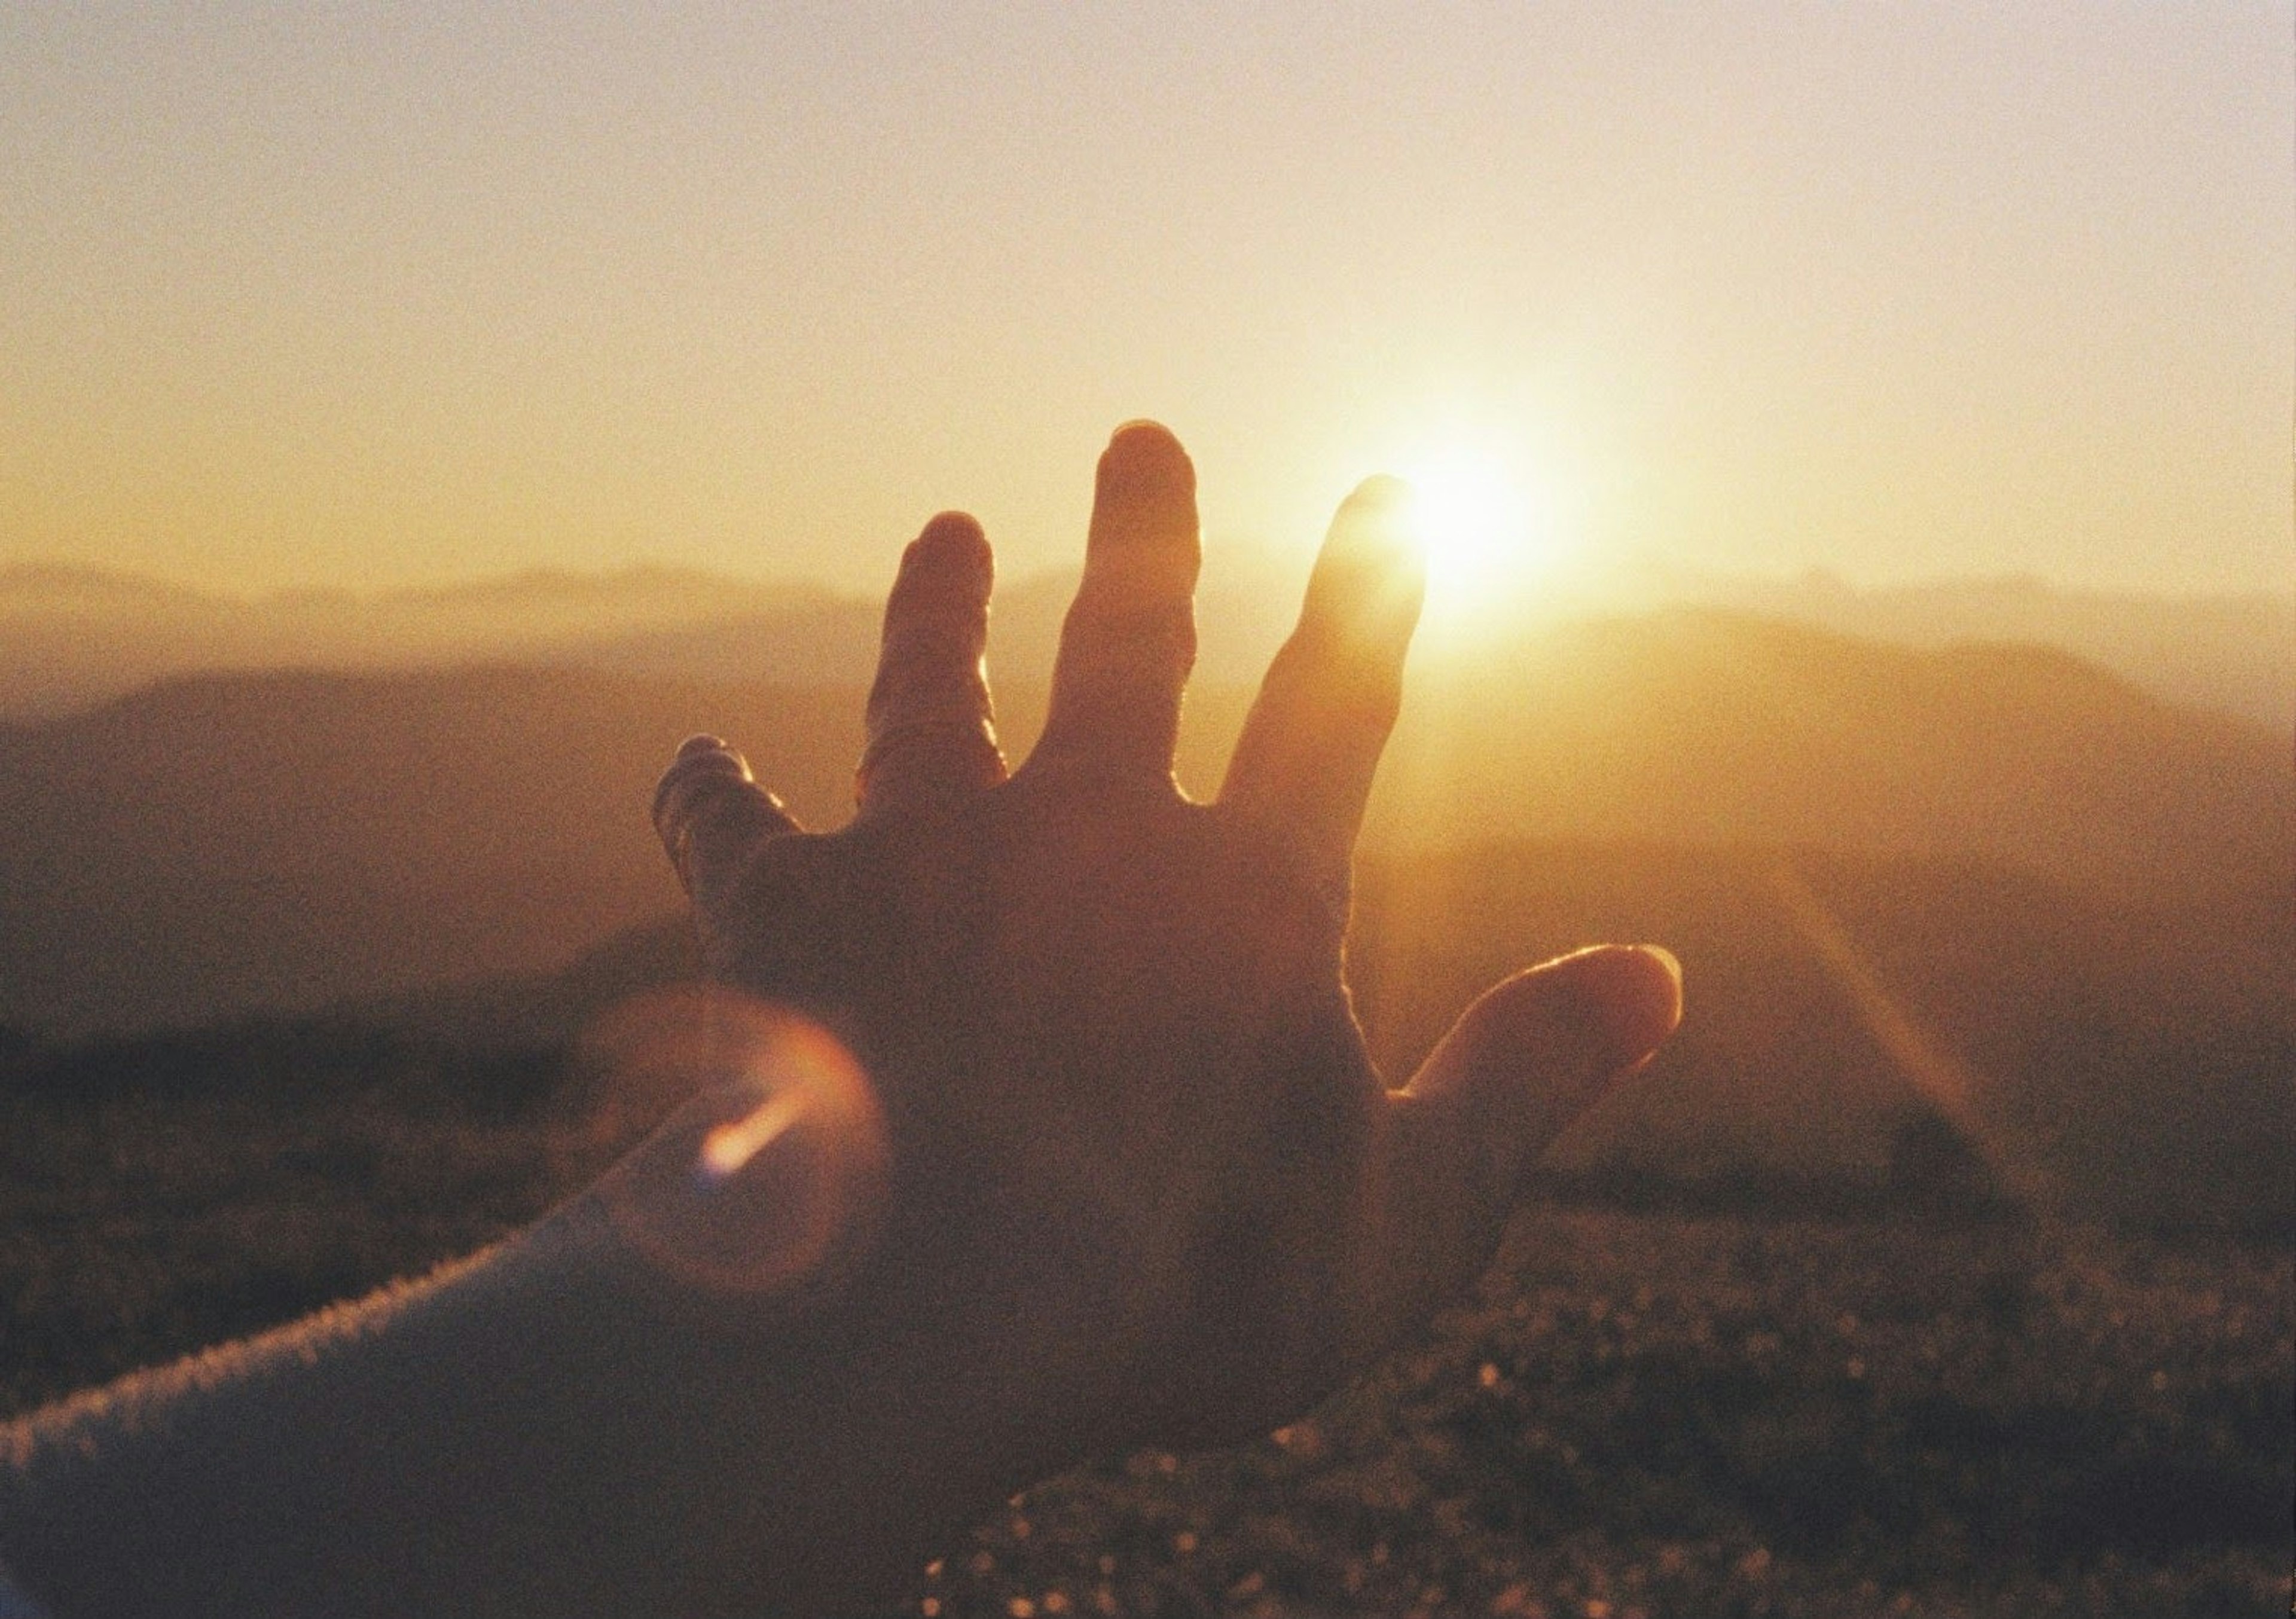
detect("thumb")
(1370, 944), (1681, 1340)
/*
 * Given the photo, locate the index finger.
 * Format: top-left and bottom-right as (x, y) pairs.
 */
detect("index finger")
(1219, 477), (1424, 902)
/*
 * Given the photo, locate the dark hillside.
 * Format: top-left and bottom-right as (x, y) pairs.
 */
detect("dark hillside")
(0, 667), (855, 1035)
(1351, 844), (2293, 1233)
(326, 835), (2294, 1233)
(0, 613), (2280, 1041)
(1370, 612), (2290, 909)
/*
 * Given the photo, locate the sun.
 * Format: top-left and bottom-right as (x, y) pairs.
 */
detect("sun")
(1396, 444), (1562, 626)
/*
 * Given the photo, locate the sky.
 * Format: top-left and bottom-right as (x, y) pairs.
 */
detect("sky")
(2, 3), (2289, 598)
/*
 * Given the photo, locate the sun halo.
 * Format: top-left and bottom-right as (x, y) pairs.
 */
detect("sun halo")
(1394, 446), (1564, 631)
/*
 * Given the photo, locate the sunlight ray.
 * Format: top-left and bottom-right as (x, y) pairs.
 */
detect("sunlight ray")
(1769, 864), (2056, 1216)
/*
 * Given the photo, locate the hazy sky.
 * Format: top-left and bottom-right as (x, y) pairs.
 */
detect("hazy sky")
(3, 4), (2289, 596)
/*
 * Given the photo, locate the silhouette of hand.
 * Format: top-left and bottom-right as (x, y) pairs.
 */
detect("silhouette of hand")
(645, 421), (1679, 1476)
(0, 424), (1683, 1619)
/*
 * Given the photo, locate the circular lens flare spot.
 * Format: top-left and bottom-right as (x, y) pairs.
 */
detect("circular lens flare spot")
(584, 990), (888, 1296)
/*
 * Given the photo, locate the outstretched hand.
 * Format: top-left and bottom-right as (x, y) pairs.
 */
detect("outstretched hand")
(645, 422), (1680, 1469)
(0, 423), (1681, 1619)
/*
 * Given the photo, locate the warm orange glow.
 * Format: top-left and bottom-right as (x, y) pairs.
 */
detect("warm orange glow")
(0, 11), (2280, 598)
(1399, 445), (1567, 630)
(698, 1091), (805, 1182)
(584, 991), (889, 1295)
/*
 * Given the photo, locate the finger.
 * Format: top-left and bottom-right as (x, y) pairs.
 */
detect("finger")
(1370, 945), (1682, 1339)
(654, 734), (801, 911)
(1026, 421), (1201, 784)
(856, 511), (1007, 815)
(1219, 477), (1424, 901)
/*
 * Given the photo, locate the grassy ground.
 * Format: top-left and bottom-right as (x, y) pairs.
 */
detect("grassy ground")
(935, 1211), (2291, 1618)
(1, 1040), (2289, 1617)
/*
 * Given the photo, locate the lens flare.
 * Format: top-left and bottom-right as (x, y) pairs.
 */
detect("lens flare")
(697, 1091), (805, 1182)
(583, 989), (888, 1296)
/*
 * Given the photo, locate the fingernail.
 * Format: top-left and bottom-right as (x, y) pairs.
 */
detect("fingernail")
(655, 740), (753, 830)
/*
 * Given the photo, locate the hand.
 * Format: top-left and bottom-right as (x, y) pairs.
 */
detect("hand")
(0, 423), (1680, 1619)
(645, 420), (1681, 1464)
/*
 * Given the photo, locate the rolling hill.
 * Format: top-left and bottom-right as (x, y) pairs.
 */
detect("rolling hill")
(1661, 567), (2296, 734)
(0, 610), (2282, 1042)
(5, 557), (2289, 732)
(1373, 612), (2290, 909)
(310, 831), (2291, 1232)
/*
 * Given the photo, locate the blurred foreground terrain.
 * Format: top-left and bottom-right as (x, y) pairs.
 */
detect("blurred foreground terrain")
(0, 1022), (2285, 1618)
(0, 586), (2289, 1614)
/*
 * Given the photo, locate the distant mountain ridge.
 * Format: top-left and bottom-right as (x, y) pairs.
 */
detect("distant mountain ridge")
(4, 557), (2289, 732)
(1658, 566), (2295, 734)
(0, 610), (2282, 1040)
(1376, 610), (2289, 911)
(0, 561), (841, 719)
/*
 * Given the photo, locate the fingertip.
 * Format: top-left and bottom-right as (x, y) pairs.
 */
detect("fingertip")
(1297, 477), (1427, 652)
(1098, 420), (1196, 498)
(662, 736), (753, 789)
(914, 509), (989, 560)
(1346, 473), (1415, 514)
(899, 511), (994, 600)
(1436, 943), (1683, 1091)
(1332, 476), (1426, 569)
(1561, 943), (1684, 1072)
(1108, 417), (1183, 453)
(1641, 944), (1685, 1015)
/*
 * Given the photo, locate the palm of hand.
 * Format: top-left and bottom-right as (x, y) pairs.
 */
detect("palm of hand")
(648, 423), (1678, 1465)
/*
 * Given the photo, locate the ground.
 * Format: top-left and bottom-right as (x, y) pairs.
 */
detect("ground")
(1, 1041), (2288, 1617)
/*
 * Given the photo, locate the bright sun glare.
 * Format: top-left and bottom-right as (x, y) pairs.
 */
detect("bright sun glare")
(1395, 444), (1565, 630)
